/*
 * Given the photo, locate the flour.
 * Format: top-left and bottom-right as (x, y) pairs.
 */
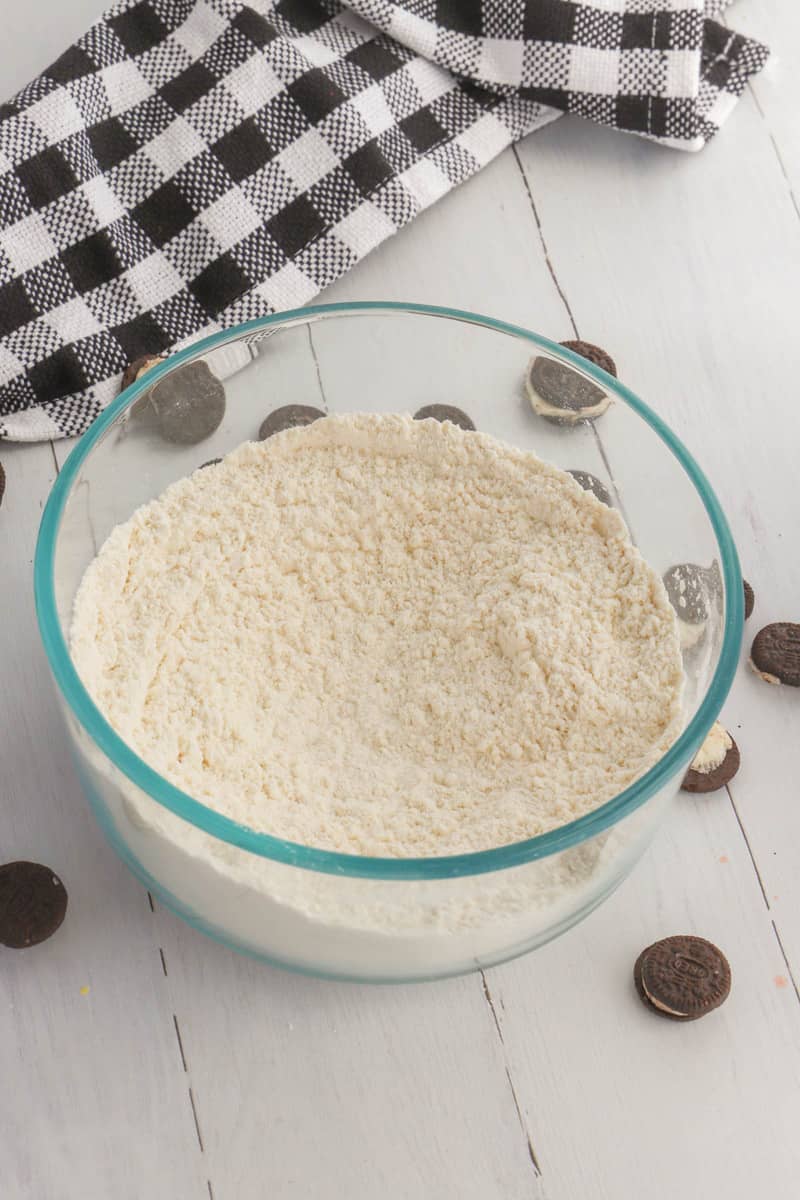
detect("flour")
(71, 412), (683, 862)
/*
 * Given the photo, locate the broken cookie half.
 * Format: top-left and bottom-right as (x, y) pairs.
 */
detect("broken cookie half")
(526, 340), (616, 426)
(662, 562), (720, 651)
(681, 721), (740, 793)
(526, 356), (612, 425)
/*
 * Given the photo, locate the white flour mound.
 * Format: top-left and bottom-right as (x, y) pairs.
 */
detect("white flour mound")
(71, 412), (683, 858)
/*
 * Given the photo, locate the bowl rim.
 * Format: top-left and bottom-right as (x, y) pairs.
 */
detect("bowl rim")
(34, 300), (743, 880)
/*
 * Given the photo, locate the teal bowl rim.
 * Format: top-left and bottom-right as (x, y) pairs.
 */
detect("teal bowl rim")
(34, 301), (743, 881)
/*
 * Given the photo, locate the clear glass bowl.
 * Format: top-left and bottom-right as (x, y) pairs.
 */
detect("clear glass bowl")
(34, 303), (742, 982)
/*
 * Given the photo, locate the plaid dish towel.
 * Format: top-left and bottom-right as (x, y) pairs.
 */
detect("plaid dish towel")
(0, 1), (768, 441)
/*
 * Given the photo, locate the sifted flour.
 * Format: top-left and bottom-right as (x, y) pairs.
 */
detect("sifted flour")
(71, 412), (683, 861)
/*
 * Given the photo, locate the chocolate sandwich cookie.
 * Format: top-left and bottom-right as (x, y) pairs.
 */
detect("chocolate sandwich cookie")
(526, 356), (611, 425)
(0, 861), (68, 949)
(681, 721), (740, 793)
(750, 622), (800, 686)
(663, 563), (712, 650)
(413, 405), (476, 432)
(634, 935), (731, 1021)
(0, 460), (5, 508)
(663, 563), (709, 624)
(567, 470), (612, 506)
(743, 580), (755, 620)
(258, 405), (325, 441)
(151, 361), (226, 445)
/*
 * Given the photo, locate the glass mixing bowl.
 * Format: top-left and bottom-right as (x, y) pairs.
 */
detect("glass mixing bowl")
(34, 303), (742, 982)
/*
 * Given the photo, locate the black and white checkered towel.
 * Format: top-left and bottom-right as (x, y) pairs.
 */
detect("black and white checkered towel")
(0, 0), (768, 441)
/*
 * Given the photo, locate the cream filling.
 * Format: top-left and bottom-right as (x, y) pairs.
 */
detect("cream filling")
(690, 721), (732, 774)
(641, 980), (687, 1017)
(748, 658), (781, 685)
(525, 376), (610, 422)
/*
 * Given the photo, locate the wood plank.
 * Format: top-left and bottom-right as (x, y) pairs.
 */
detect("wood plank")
(124, 151), (565, 1200)
(486, 795), (800, 1200)
(0, 444), (210, 1198)
(730, 2), (800, 201)
(498, 91), (800, 1196)
(514, 98), (800, 975)
(717, 10), (800, 978)
(152, 918), (545, 1200)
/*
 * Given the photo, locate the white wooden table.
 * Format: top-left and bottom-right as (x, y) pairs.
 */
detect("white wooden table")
(2, 5), (799, 1198)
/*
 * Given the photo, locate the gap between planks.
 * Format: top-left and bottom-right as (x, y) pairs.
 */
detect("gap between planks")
(480, 970), (542, 1178)
(156, 928), (215, 1199)
(306, 324), (329, 409)
(748, 87), (800, 223)
(510, 145), (631, 523)
(727, 785), (800, 1006)
(512, 147), (578, 339)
